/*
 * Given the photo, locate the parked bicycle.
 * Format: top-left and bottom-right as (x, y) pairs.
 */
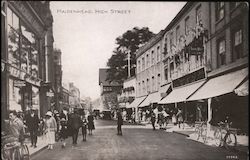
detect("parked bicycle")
(194, 121), (207, 143)
(213, 121), (238, 150)
(1, 134), (30, 160)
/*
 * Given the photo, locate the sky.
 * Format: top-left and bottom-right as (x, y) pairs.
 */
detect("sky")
(50, 1), (186, 101)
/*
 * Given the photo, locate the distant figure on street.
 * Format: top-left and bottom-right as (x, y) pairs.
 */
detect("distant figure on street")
(117, 111), (123, 135)
(176, 108), (184, 129)
(151, 112), (156, 130)
(87, 113), (95, 135)
(25, 109), (39, 148)
(44, 111), (57, 150)
(68, 108), (82, 145)
(59, 118), (68, 148)
(81, 115), (87, 141)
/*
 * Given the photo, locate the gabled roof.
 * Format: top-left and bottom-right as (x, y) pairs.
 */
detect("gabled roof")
(99, 68), (122, 86)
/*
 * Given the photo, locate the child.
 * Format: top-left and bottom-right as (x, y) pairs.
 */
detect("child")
(81, 116), (87, 141)
(59, 118), (68, 148)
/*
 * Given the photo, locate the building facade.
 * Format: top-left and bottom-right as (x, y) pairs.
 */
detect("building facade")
(1, 1), (54, 120)
(68, 82), (81, 109)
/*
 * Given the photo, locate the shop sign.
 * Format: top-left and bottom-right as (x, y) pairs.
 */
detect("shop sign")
(46, 92), (54, 97)
(9, 66), (20, 78)
(19, 71), (26, 80)
(14, 80), (26, 87)
(172, 67), (206, 88)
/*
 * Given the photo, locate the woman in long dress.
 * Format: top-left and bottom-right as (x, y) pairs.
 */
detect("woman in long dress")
(44, 111), (57, 150)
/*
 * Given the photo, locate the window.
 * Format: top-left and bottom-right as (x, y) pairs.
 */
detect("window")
(176, 26), (180, 44)
(217, 38), (226, 67)
(157, 74), (161, 90)
(151, 77), (154, 92)
(146, 54), (149, 67)
(164, 36), (168, 55)
(157, 46), (160, 61)
(7, 7), (39, 78)
(232, 28), (244, 61)
(151, 50), (155, 65)
(138, 82), (141, 96)
(170, 62), (174, 78)
(137, 60), (140, 73)
(216, 2), (225, 21)
(142, 57), (145, 70)
(164, 68), (168, 82)
(230, 2), (240, 10)
(142, 81), (145, 94)
(185, 16), (190, 35)
(196, 5), (202, 24)
(147, 79), (150, 93)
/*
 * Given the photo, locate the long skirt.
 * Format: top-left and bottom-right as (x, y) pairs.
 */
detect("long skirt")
(46, 130), (55, 145)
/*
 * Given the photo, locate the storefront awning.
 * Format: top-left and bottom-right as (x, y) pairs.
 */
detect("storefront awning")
(127, 96), (147, 108)
(188, 67), (248, 101)
(234, 80), (248, 96)
(159, 83), (172, 98)
(138, 92), (162, 108)
(159, 80), (205, 104)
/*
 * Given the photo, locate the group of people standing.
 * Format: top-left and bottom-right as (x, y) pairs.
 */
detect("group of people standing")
(43, 108), (95, 149)
(3, 107), (96, 150)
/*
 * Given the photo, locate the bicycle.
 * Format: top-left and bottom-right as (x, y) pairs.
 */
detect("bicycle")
(1, 135), (30, 160)
(194, 121), (207, 143)
(213, 121), (238, 150)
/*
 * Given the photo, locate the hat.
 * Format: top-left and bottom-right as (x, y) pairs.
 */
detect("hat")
(60, 118), (66, 121)
(45, 111), (53, 117)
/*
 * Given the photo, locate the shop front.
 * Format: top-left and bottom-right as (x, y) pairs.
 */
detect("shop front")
(187, 67), (248, 134)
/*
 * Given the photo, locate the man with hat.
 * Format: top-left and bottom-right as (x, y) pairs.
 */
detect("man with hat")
(68, 108), (82, 145)
(25, 109), (40, 148)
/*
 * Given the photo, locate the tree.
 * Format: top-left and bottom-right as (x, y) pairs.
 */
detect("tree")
(106, 27), (155, 83)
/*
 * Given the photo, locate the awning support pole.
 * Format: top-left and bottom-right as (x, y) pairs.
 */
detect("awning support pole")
(207, 98), (212, 133)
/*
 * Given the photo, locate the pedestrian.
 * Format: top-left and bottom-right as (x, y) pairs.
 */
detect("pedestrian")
(87, 113), (95, 135)
(68, 108), (82, 145)
(151, 112), (156, 130)
(8, 110), (25, 143)
(25, 109), (39, 148)
(44, 111), (57, 150)
(59, 118), (68, 148)
(117, 111), (123, 135)
(81, 115), (87, 141)
(176, 108), (184, 129)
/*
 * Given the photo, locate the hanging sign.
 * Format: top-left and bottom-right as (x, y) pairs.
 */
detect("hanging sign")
(14, 80), (26, 87)
(9, 66), (20, 78)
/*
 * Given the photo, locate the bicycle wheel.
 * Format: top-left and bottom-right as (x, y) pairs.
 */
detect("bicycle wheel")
(224, 133), (237, 150)
(12, 148), (21, 160)
(19, 144), (30, 160)
(201, 126), (207, 143)
(214, 129), (222, 147)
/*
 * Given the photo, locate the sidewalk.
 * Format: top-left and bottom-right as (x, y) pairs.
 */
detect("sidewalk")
(24, 135), (48, 157)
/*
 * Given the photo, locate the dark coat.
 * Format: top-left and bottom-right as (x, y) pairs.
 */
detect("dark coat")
(68, 113), (82, 130)
(25, 113), (39, 131)
(87, 115), (95, 130)
(117, 114), (123, 126)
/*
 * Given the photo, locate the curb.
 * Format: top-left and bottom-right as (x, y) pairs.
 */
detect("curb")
(30, 145), (47, 158)
(173, 131), (190, 137)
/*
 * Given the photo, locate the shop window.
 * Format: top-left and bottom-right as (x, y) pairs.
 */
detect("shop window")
(232, 28), (244, 61)
(216, 2), (225, 21)
(185, 16), (190, 35)
(217, 38), (226, 67)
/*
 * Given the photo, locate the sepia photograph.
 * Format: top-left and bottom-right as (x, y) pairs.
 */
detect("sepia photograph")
(1, 1), (249, 160)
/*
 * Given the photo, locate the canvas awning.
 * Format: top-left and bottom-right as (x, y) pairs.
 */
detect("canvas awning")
(234, 79), (248, 96)
(138, 92), (162, 108)
(188, 67), (248, 101)
(159, 83), (172, 98)
(126, 96), (147, 108)
(159, 80), (205, 104)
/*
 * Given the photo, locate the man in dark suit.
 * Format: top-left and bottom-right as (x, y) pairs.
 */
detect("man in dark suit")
(25, 109), (40, 148)
(68, 108), (82, 145)
(117, 111), (123, 135)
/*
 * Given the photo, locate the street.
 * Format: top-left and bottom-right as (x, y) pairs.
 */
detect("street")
(31, 119), (246, 160)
